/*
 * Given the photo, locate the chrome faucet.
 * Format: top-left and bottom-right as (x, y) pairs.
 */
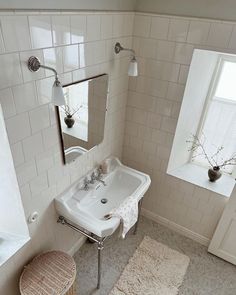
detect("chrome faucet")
(82, 168), (106, 191)
(96, 168), (106, 186)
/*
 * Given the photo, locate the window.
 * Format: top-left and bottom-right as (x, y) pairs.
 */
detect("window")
(167, 49), (236, 197)
(191, 57), (236, 174)
(0, 105), (30, 266)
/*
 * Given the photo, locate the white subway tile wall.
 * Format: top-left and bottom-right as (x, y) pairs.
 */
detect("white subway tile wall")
(0, 16), (31, 51)
(28, 15), (53, 49)
(1, 10), (236, 294)
(123, 13), (236, 243)
(0, 11), (134, 295)
(51, 15), (71, 46)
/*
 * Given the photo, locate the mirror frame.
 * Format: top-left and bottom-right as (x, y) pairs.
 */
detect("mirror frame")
(55, 73), (108, 165)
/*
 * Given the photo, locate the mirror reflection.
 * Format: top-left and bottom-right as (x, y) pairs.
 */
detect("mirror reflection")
(57, 74), (108, 164)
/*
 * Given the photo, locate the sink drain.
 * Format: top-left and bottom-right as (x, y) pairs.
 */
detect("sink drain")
(101, 198), (108, 204)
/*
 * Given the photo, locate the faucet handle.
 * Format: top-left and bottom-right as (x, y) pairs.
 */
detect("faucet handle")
(83, 177), (90, 191)
(97, 166), (103, 176)
(90, 171), (96, 184)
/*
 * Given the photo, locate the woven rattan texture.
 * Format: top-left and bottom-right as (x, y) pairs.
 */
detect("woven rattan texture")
(19, 251), (76, 295)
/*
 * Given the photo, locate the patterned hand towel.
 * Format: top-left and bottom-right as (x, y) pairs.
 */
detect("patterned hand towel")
(111, 196), (139, 238)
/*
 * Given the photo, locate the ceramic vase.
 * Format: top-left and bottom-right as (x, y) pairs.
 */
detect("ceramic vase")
(208, 166), (222, 182)
(64, 115), (75, 128)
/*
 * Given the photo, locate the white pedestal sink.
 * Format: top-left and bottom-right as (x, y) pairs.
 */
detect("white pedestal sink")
(55, 157), (151, 289)
(55, 157), (151, 238)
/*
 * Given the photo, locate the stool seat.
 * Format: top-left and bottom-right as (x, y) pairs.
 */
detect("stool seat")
(19, 250), (76, 295)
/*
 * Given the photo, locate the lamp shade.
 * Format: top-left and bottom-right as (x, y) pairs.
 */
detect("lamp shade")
(128, 58), (138, 77)
(51, 80), (65, 106)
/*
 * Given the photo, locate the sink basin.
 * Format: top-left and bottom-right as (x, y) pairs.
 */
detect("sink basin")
(65, 146), (88, 162)
(55, 158), (151, 237)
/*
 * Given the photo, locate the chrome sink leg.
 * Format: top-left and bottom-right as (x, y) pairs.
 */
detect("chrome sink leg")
(57, 216), (106, 290)
(134, 199), (143, 235)
(97, 239), (104, 289)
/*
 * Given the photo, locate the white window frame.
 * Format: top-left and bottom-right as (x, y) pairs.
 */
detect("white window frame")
(167, 49), (236, 197)
(189, 55), (236, 177)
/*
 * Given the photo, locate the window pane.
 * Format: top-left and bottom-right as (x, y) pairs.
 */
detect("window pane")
(192, 100), (236, 173)
(215, 61), (236, 101)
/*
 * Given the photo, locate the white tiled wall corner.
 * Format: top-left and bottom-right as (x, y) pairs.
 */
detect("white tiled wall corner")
(0, 11), (134, 295)
(133, 15), (151, 37)
(150, 16), (169, 40)
(2, 9), (236, 294)
(123, 12), (236, 243)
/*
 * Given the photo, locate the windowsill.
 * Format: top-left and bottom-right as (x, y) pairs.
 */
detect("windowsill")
(168, 163), (235, 197)
(62, 123), (88, 142)
(0, 232), (30, 267)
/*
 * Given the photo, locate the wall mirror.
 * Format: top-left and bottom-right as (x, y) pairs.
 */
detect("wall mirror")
(56, 74), (108, 164)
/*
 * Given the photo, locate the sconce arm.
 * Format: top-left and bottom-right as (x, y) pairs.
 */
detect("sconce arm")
(40, 64), (58, 78)
(28, 56), (58, 79)
(122, 47), (136, 57)
(114, 42), (136, 57)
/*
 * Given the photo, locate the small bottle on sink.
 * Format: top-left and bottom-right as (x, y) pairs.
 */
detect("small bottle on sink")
(100, 159), (110, 174)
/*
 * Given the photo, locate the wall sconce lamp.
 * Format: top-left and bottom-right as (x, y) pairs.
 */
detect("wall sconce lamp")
(114, 42), (138, 77)
(27, 56), (65, 106)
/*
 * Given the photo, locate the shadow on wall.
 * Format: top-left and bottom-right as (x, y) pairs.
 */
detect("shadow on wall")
(135, 0), (236, 22)
(0, 0), (136, 11)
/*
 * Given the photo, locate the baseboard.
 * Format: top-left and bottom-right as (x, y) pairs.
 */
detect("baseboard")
(141, 208), (210, 247)
(67, 236), (87, 256)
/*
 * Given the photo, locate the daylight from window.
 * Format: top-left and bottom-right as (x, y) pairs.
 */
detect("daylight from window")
(192, 59), (236, 173)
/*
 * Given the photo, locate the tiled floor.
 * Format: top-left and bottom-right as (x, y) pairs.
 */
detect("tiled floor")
(74, 216), (236, 295)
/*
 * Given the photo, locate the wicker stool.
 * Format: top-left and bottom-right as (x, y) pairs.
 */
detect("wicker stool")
(19, 251), (76, 295)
